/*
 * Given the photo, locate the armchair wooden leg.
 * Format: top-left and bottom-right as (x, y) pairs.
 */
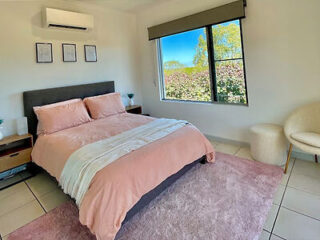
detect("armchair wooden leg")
(284, 144), (293, 174)
(315, 155), (318, 163)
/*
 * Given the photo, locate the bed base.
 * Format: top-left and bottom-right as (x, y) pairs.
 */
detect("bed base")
(122, 155), (206, 224)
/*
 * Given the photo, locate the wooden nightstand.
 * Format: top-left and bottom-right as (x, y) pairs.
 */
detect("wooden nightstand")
(126, 105), (142, 114)
(0, 134), (33, 173)
(0, 134), (33, 188)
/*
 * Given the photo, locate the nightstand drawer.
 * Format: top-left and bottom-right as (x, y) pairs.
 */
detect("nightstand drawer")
(0, 148), (32, 172)
(125, 105), (142, 114)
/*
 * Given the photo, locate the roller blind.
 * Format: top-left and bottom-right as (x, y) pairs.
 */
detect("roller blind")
(148, 0), (246, 40)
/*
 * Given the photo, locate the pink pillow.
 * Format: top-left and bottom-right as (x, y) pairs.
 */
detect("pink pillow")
(84, 92), (125, 119)
(34, 99), (91, 135)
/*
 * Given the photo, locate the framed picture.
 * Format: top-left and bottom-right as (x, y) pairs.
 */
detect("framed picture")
(36, 43), (53, 63)
(62, 43), (77, 62)
(84, 45), (97, 62)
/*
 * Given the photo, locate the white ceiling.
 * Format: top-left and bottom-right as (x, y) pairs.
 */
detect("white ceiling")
(76, 0), (173, 12)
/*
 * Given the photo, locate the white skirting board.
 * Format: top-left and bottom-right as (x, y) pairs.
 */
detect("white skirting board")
(205, 134), (317, 163)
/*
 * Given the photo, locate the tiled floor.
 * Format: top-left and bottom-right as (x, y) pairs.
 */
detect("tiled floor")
(0, 140), (319, 240)
(212, 140), (320, 240)
(0, 173), (70, 239)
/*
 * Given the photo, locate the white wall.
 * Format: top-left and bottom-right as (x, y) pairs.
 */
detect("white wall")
(0, 0), (141, 136)
(2, 0), (320, 144)
(136, 0), (320, 143)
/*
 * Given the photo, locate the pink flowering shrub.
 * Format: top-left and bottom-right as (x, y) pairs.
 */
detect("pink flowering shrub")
(164, 61), (246, 104)
(165, 70), (211, 102)
(215, 61), (247, 104)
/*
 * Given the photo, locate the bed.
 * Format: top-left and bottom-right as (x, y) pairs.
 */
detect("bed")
(23, 81), (214, 240)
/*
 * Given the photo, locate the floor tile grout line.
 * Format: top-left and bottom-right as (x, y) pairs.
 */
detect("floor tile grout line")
(278, 157), (320, 222)
(24, 181), (47, 214)
(281, 206), (320, 222)
(0, 190), (36, 220)
(0, 200), (35, 220)
(264, 229), (288, 239)
(269, 158), (296, 239)
(285, 185), (320, 197)
(272, 233), (286, 240)
(0, 196), (36, 237)
(233, 147), (241, 156)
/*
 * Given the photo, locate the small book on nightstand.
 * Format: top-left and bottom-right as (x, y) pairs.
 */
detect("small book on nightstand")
(0, 134), (34, 190)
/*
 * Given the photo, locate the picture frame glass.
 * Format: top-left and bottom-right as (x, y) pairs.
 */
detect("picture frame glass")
(36, 43), (52, 63)
(85, 45), (97, 62)
(63, 44), (77, 62)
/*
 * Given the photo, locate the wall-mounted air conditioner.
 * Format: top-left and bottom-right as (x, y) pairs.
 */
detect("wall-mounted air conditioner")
(43, 8), (94, 31)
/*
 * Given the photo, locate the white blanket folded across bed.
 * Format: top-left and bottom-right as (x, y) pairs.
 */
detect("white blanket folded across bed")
(60, 118), (189, 206)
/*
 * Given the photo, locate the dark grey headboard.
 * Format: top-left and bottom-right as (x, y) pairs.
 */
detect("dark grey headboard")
(23, 81), (115, 140)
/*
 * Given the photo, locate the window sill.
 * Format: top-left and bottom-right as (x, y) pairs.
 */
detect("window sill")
(160, 98), (249, 107)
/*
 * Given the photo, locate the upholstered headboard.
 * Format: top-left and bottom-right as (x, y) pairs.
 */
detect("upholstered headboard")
(23, 81), (115, 140)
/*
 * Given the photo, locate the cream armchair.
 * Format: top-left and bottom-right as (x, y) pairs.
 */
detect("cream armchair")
(284, 102), (320, 173)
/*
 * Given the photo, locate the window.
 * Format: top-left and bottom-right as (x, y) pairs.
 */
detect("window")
(158, 19), (247, 105)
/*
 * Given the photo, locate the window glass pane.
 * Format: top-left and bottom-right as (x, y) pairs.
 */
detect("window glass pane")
(212, 19), (247, 104)
(212, 20), (242, 60)
(216, 60), (247, 104)
(160, 28), (212, 102)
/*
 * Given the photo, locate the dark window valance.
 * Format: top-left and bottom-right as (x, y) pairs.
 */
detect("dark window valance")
(148, 0), (246, 40)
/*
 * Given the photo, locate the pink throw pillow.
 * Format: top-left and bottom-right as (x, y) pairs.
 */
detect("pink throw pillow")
(84, 92), (125, 119)
(34, 99), (91, 135)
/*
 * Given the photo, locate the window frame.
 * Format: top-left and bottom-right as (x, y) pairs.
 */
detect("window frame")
(157, 19), (249, 106)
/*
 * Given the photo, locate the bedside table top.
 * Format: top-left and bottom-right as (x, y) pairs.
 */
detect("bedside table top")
(125, 105), (141, 111)
(0, 134), (33, 145)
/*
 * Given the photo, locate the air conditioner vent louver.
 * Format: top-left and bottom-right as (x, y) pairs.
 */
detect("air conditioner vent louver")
(43, 8), (94, 31)
(48, 24), (87, 30)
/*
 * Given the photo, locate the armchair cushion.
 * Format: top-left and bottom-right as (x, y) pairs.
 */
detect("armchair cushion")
(291, 132), (320, 148)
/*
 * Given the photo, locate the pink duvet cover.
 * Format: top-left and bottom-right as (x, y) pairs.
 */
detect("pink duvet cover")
(32, 113), (215, 240)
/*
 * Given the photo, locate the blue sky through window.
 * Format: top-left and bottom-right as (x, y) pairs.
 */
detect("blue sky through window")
(161, 20), (240, 67)
(161, 28), (205, 67)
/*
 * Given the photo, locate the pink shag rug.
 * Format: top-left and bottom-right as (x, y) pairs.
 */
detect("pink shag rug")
(8, 152), (283, 240)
